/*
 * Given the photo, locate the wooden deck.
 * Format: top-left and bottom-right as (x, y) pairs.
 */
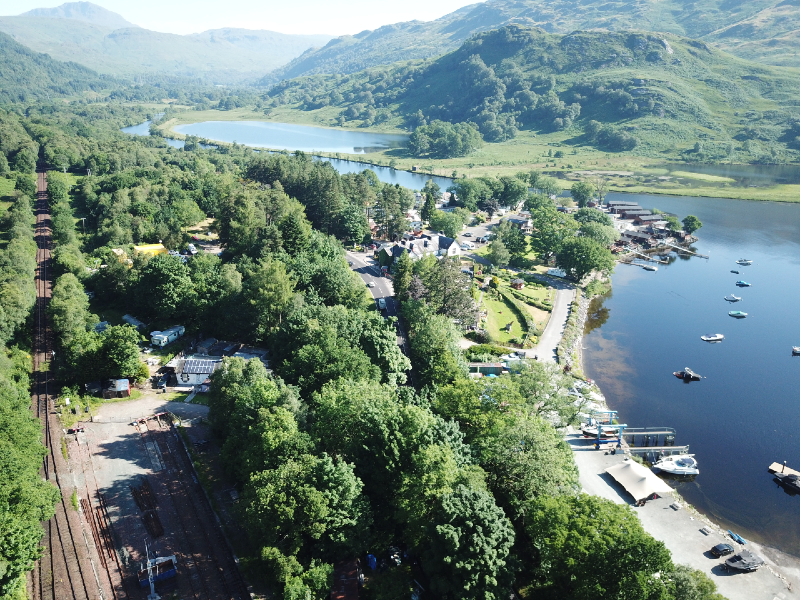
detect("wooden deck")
(768, 462), (800, 477)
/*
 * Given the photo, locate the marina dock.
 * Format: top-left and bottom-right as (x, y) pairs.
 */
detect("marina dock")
(768, 462), (800, 477)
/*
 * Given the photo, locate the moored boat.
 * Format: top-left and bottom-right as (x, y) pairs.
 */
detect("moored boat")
(652, 454), (699, 476)
(643, 265), (658, 271)
(774, 472), (800, 493)
(724, 294), (741, 302)
(736, 280), (751, 287)
(793, 346), (800, 356)
(701, 334), (724, 342)
(731, 270), (740, 274)
(736, 259), (753, 266)
(729, 311), (748, 318)
(674, 367), (702, 381)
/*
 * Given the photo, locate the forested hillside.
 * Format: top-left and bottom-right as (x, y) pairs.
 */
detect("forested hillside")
(0, 99), (727, 599)
(263, 0), (800, 82)
(0, 31), (111, 103)
(267, 26), (800, 162)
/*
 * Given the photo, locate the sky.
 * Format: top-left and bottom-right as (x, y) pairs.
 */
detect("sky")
(7, 0), (485, 35)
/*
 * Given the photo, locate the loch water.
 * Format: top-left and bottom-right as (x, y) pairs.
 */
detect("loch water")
(583, 192), (800, 555)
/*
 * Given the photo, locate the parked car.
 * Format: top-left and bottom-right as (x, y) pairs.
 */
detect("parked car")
(711, 543), (734, 557)
(157, 374), (169, 390)
(187, 243), (198, 255)
(463, 232), (472, 237)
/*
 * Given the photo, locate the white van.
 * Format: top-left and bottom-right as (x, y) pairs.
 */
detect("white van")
(461, 241), (475, 250)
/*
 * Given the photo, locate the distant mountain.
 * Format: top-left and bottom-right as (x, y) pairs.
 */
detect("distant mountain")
(20, 1), (135, 30)
(261, 0), (800, 83)
(0, 30), (109, 103)
(0, 4), (333, 83)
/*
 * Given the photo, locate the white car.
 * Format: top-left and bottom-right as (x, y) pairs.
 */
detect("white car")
(461, 242), (476, 250)
(367, 281), (376, 288)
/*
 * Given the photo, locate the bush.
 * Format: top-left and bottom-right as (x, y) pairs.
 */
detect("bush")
(465, 344), (509, 361)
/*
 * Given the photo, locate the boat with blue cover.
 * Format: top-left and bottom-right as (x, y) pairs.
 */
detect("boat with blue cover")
(729, 311), (747, 318)
(736, 281), (751, 287)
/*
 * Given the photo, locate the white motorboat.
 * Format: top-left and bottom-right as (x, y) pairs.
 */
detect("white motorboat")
(643, 265), (658, 272)
(736, 259), (753, 266)
(581, 424), (619, 439)
(701, 334), (724, 342)
(724, 294), (741, 302)
(653, 454), (699, 476)
(793, 346), (800, 356)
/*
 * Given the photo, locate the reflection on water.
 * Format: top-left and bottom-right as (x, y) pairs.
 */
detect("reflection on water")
(655, 163), (800, 186)
(121, 121), (185, 149)
(583, 192), (800, 556)
(584, 292), (611, 335)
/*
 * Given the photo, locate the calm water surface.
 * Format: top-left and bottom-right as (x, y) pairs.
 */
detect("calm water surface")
(583, 193), (800, 555)
(174, 121), (409, 154)
(121, 121), (185, 149)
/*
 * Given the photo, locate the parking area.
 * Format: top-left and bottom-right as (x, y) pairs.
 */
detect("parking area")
(68, 397), (248, 599)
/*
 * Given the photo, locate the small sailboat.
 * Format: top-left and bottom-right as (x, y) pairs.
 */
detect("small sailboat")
(724, 294), (741, 302)
(729, 311), (747, 318)
(701, 334), (724, 342)
(735, 280), (751, 287)
(674, 367), (703, 381)
(736, 259), (753, 266)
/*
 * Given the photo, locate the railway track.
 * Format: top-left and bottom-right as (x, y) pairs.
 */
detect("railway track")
(30, 168), (114, 600)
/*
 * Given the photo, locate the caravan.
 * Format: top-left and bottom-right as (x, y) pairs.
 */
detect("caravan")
(150, 326), (185, 347)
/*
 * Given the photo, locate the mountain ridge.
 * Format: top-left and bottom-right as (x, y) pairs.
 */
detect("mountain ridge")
(0, 3), (333, 83)
(20, 1), (135, 30)
(261, 0), (800, 83)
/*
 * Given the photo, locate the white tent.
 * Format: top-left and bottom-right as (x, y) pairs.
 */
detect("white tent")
(606, 460), (672, 501)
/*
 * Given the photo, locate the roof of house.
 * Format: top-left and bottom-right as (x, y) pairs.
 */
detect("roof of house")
(511, 278), (525, 284)
(635, 214), (667, 221)
(182, 359), (220, 375)
(607, 200), (640, 206)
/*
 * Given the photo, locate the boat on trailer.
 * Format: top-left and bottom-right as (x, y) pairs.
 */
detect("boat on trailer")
(725, 550), (765, 573)
(581, 424), (619, 439)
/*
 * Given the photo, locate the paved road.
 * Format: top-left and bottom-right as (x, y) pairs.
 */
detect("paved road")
(346, 250), (409, 355)
(535, 282), (576, 363)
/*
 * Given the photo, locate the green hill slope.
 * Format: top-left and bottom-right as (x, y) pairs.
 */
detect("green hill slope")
(262, 0), (800, 83)
(0, 15), (332, 83)
(0, 30), (110, 103)
(266, 26), (800, 162)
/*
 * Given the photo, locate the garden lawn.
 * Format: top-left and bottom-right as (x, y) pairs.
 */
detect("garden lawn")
(482, 293), (525, 346)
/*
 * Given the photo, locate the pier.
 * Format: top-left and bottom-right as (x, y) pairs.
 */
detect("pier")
(768, 462), (800, 477)
(624, 248), (669, 264)
(624, 427), (677, 447)
(661, 241), (709, 259)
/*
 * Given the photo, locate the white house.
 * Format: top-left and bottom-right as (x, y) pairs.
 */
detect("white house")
(175, 359), (221, 386)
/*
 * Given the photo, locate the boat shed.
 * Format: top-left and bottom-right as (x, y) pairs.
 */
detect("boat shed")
(605, 460), (672, 501)
(176, 359), (221, 386)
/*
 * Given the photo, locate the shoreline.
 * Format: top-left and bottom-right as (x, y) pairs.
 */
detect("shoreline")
(155, 118), (800, 204)
(567, 277), (800, 594)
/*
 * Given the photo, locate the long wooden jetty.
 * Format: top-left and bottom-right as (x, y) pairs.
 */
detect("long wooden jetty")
(661, 241), (709, 259)
(624, 248), (669, 264)
(768, 462), (800, 477)
(627, 445), (690, 456)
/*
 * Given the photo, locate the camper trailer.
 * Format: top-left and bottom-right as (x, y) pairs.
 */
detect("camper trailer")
(150, 326), (185, 347)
